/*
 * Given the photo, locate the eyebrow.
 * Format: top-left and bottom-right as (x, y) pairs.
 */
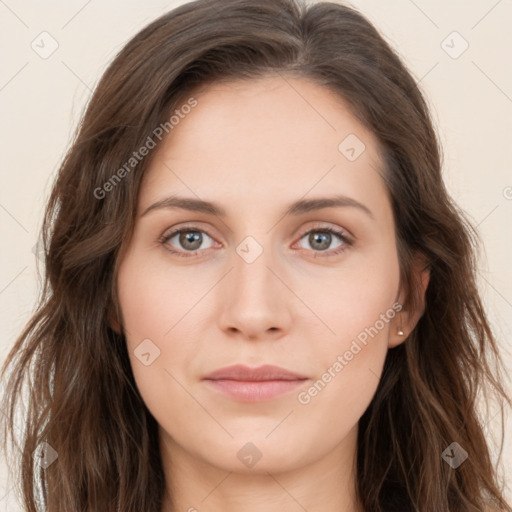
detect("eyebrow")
(140, 194), (374, 220)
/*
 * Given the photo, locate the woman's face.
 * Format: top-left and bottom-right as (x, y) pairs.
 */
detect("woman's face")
(116, 75), (407, 475)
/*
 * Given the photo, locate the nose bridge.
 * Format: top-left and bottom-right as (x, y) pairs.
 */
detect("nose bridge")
(231, 234), (276, 304)
(217, 234), (290, 337)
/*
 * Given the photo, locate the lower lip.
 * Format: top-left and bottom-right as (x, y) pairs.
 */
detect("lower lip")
(204, 379), (307, 402)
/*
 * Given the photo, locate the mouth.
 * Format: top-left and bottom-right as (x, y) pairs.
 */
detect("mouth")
(202, 364), (309, 402)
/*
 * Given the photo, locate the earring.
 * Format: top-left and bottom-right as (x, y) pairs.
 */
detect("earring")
(397, 328), (404, 336)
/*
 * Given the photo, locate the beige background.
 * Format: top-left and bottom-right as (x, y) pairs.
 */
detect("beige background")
(1, 0), (511, 509)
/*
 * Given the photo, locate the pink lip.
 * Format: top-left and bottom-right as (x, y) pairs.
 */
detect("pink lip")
(203, 364), (309, 402)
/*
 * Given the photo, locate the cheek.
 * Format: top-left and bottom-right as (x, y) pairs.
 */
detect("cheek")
(307, 245), (400, 345)
(292, 338), (387, 463)
(116, 250), (208, 411)
(116, 248), (209, 341)
(294, 287), (396, 448)
(297, 247), (399, 411)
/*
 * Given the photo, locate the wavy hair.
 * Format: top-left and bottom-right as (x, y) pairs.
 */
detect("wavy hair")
(1, 0), (511, 510)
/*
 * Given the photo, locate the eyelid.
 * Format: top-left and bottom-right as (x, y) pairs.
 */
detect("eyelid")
(295, 221), (354, 242)
(292, 224), (353, 257)
(158, 224), (219, 257)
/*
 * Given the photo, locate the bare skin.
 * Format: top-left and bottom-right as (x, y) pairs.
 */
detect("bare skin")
(114, 74), (429, 512)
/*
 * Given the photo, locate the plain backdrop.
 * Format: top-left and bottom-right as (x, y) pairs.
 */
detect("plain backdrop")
(1, 0), (511, 509)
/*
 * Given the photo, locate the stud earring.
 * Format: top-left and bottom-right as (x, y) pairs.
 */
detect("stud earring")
(397, 328), (404, 336)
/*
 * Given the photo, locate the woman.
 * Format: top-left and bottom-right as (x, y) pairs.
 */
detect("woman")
(1, 0), (510, 510)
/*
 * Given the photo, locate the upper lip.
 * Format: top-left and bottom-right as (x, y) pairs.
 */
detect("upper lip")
(203, 364), (308, 381)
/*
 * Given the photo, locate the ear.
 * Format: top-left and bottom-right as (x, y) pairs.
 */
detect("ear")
(388, 253), (430, 349)
(107, 303), (122, 334)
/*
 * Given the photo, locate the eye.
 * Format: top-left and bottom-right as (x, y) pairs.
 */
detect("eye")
(159, 226), (216, 257)
(295, 226), (353, 257)
(159, 224), (353, 258)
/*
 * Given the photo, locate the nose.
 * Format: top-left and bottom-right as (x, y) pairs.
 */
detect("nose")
(217, 241), (292, 341)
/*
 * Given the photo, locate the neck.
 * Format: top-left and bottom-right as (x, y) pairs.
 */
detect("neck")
(159, 425), (363, 512)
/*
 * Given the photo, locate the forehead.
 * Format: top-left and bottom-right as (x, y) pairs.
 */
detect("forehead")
(139, 75), (390, 220)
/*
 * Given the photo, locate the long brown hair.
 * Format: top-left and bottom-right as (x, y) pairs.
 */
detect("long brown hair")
(1, 0), (510, 510)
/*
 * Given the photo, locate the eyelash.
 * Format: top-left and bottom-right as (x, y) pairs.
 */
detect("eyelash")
(158, 225), (353, 258)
